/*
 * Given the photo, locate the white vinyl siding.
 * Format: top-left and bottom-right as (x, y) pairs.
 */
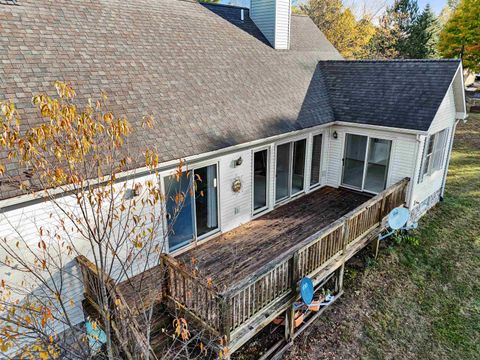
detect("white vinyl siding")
(275, 0), (291, 49)
(325, 125), (417, 202)
(218, 149), (253, 232)
(410, 86), (456, 211)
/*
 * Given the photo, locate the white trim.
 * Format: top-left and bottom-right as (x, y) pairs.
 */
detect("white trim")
(307, 132), (324, 190)
(429, 62), (467, 131)
(334, 121), (428, 135)
(0, 119), (435, 210)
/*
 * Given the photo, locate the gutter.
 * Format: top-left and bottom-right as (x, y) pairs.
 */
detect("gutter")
(0, 121), (425, 212)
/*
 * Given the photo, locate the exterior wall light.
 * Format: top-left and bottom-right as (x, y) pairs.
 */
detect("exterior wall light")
(234, 156), (243, 167)
(332, 131), (338, 139)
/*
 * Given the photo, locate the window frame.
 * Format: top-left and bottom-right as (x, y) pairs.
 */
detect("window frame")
(274, 136), (308, 205)
(309, 133), (324, 189)
(419, 128), (449, 183)
(251, 146), (270, 216)
(162, 160), (221, 254)
(341, 132), (393, 194)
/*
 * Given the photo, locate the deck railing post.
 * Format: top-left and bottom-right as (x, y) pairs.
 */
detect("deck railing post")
(285, 252), (299, 341)
(220, 295), (231, 343)
(341, 220), (350, 253)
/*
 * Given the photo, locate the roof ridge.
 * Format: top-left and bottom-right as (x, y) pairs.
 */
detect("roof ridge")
(319, 59), (460, 63)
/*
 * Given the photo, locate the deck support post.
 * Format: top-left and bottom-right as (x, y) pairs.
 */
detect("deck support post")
(335, 264), (345, 293)
(285, 252), (299, 342)
(370, 236), (380, 259)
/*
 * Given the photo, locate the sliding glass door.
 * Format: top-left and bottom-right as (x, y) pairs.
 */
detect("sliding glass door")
(342, 134), (391, 193)
(364, 139), (391, 193)
(253, 149), (268, 213)
(275, 139), (306, 203)
(165, 164), (219, 251)
(275, 143), (290, 202)
(342, 134), (368, 189)
(292, 140), (306, 195)
(310, 134), (323, 187)
(165, 171), (195, 251)
(194, 165), (218, 237)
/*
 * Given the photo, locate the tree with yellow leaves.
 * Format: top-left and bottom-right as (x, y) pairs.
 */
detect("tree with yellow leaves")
(299, 0), (376, 59)
(438, 0), (480, 72)
(0, 83), (211, 359)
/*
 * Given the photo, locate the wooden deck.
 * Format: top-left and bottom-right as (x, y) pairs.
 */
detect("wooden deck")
(177, 187), (371, 291)
(77, 178), (410, 358)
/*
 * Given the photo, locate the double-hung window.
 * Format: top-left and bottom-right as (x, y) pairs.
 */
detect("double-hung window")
(419, 128), (449, 183)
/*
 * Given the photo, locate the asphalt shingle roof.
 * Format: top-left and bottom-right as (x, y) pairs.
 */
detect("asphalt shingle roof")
(0, 0), (340, 200)
(317, 60), (461, 131)
(0, 1), (461, 202)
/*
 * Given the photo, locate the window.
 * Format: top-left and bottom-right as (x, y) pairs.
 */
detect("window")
(275, 139), (306, 202)
(253, 149), (268, 213)
(310, 134), (322, 187)
(419, 129), (448, 183)
(342, 134), (392, 193)
(165, 164), (219, 251)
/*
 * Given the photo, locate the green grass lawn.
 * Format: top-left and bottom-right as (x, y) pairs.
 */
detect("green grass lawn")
(287, 114), (480, 360)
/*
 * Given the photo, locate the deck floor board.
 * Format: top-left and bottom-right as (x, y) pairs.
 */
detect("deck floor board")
(118, 187), (370, 311)
(177, 186), (371, 291)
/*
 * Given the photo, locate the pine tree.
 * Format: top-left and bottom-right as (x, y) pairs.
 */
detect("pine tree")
(409, 4), (438, 58)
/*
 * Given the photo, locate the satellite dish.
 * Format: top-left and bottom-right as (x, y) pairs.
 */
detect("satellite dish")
(387, 207), (410, 230)
(300, 277), (314, 306)
(379, 207), (417, 241)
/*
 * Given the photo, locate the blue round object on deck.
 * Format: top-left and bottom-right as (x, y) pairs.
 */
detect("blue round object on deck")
(300, 277), (314, 306)
(387, 207), (410, 230)
(86, 320), (107, 351)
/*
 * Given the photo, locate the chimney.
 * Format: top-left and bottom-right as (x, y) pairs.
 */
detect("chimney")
(250, 0), (291, 50)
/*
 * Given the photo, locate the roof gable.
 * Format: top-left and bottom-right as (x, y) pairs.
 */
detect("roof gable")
(317, 60), (461, 131)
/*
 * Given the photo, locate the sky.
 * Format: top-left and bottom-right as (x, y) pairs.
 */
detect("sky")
(220, 0), (448, 16)
(417, 0), (447, 14)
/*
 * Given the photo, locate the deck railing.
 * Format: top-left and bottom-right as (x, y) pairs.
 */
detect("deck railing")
(161, 178), (410, 340)
(77, 256), (152, 359)
(161, 254), (224, 336)
(79, 178), (409, 352)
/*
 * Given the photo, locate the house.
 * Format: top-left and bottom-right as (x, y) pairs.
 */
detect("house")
(0, 0), (467, 357)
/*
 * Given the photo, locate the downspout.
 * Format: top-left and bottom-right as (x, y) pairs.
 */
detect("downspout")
(408, 134), (423, 210)
(440, 119), (459, 200)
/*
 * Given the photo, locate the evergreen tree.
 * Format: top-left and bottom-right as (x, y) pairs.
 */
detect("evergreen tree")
(368, 0), (438, 59)
(409, 4), (438, 58)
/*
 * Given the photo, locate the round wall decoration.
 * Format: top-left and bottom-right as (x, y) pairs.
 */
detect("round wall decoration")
(232, 179), (242, 193)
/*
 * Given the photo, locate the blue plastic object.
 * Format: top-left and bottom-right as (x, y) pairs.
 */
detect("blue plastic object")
(387, 207), (410, 230)
(299, 277), (314, 306)
(86, 320), (107, 352)
(379, 207), (417, 241)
